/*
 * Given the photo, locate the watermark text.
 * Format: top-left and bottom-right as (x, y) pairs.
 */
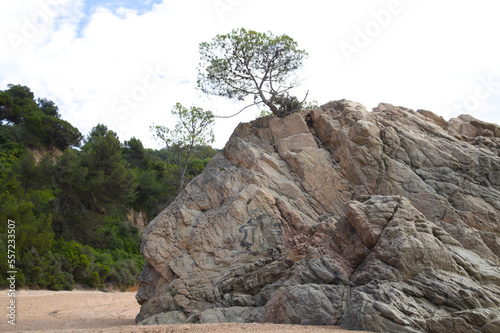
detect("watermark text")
(6, 219), (17, 326)
(446, 73), (500, 116)
(111, 65), (168, 119)
(7, 0), (65, 54)
(340, 0), (414, 63)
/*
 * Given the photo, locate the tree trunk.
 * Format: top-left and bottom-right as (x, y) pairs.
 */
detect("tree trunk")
(257, 89), (283, 117)
(179, 169), (186, 193)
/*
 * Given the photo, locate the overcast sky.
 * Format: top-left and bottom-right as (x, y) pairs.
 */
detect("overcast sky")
(1, 0), (500, 148)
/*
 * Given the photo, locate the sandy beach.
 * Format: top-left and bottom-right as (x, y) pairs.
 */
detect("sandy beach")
(0, 290), (369, 333)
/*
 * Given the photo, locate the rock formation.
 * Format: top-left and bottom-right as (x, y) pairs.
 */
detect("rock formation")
(135, 100), (500, 332)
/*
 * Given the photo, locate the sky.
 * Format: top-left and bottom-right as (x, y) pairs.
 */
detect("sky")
(1, 0), (500, 149)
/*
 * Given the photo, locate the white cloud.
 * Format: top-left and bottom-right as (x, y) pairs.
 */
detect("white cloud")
(1, 0), (500, 149)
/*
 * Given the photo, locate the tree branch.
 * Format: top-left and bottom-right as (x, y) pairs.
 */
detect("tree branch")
(213, 101), (265, 119)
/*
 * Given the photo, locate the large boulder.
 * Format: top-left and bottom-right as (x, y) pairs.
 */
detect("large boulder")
(136, 100), (500, 332)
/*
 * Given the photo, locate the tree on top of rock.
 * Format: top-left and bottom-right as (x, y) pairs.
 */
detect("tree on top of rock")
(197, 28), (308, 118)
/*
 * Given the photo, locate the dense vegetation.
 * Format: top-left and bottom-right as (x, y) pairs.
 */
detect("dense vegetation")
(0, 84), (218, 290)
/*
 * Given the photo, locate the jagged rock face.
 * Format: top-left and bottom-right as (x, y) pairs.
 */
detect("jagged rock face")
(136, 100), (500, 332)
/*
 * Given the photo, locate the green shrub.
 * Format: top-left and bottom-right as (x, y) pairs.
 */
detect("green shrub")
(18, 250), (73, 290)
(87, 271), (101, 288)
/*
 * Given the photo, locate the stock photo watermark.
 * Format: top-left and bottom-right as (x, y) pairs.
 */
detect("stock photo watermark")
(340, 0), (414, 64)
(213, 0), (244, 21)
(111, 65), (168, 119)
(6, 219), (17, 326)
(7, 0), (65, 54)
(447, 73), (500, 116)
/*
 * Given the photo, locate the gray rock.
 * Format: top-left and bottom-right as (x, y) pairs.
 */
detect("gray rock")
(136, 100), (500, 332)
(139, 311), (187, 325)
(255, 284), (347, 325)
(199, 307), (255, 323)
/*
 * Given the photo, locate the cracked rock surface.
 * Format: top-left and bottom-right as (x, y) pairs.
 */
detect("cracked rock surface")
(136, 100), (500, 332)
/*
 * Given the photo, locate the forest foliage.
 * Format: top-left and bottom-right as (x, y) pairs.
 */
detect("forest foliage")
(0, 85), (218, 290)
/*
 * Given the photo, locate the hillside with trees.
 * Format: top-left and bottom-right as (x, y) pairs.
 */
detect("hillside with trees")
(0, 84), (218, 290)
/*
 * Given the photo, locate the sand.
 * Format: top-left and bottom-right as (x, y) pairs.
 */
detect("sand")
(0, 289), (369, 333)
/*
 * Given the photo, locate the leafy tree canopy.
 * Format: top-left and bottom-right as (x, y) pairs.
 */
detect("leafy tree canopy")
(123, 137), (149, 169)
(151, 103), (214, 191)
(198, 28), (308, 117)
(80, 124), (137, 212)
(0, 84), (81, 150)
(38, 98), (60, 117)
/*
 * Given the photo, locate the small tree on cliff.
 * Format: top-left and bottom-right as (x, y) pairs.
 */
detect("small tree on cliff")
(197, 28), (308, 117)
(151, 103), (214, 192)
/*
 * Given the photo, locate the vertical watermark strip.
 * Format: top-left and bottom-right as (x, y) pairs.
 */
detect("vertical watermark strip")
(7, 219), (17, 326)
